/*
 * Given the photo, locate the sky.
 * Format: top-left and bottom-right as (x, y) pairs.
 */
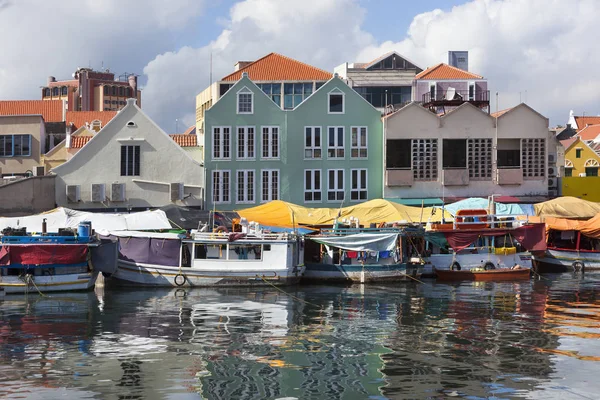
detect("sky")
(0, 0), (598, 132)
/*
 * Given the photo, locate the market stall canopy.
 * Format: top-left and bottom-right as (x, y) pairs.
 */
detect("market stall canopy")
(544, 212), (600, 239)
(236, 199), (453, 227)
(534, 197), (600, 219)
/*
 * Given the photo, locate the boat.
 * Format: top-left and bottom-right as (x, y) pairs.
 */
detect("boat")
(105, 220), (305, 287)
(424, 209), (546, 280)
(302, 225), (425, 283)
(434, 266), (531, 281)
(0, 222), (107, 294)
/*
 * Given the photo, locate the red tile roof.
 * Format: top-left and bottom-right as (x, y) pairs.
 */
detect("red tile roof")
(0, 100), (63, 122)
(65, 111), (117, 130)
(221, 53), (333, 82)
(416, 63), (483, 80)
(574, 116), (600, 131)
(491, 107), (514, 118)
(170, 134), (197, 147)
(560, 137), (577, 150)
(577, 124), (600, 141)
(71, 136), (92, 148)
(181, 125), (196, 135)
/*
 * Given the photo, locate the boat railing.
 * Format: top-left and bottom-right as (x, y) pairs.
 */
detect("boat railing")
(318, 227), (424, 236)
(190, 231), (295, 242)
(430, 213), (529, 231)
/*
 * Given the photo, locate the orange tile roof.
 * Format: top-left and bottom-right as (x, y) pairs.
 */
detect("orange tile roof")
(574, 116), (600, 131)
(181, 125), (196, 135)
(170, 134), (197, 147)
(221, 53), (333, 82)
(577, 124), (600, 141)
(491, 107), (514, 118)
(71, 136), (92, 148)
(416, 63), (483, 80)
(49, 80), (78, 87)
(0, 100), (63, 122)
(560, 137), (577, 150)
(65, 111), (117, 129)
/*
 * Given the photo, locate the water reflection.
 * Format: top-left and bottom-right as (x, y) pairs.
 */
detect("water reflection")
(0, 274), (598, 399)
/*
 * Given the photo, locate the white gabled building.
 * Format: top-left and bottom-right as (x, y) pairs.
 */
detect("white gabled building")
(52, 99), (204, 211)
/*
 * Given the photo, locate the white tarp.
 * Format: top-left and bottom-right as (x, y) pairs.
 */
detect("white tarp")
(0, 208), (172, 232)
(308, 233), (399, 252)
(101, 230), (185, 239)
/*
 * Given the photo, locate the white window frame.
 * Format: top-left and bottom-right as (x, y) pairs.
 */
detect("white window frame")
(304, 126), (322, 159)
(237, 126), (255, 160)
(212, 170), (231, 204)
(236, 169), (255, 204)
(261, 126), (280, 160)
(236, 87), (253, 114)
(260, 169), (280, 203)
(327, 169), (345, 203)
(350, 126), (368, 159)
(328, 88), (345, 114)
(350, 168), (368, 202)
(212, 126), (231, 160)
(327, 126), (345, 159)
(304, 169), (322, 203)
(468, 81), (476, 101)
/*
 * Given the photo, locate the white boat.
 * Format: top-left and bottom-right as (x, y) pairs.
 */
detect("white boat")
(107, 224), (304, 287)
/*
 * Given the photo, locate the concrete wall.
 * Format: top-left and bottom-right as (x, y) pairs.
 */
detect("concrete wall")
(0, 175), (56, 216)
(0, 115), (45, 175)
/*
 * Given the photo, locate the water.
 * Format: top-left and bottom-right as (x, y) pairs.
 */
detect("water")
(0, 274), (599, 400)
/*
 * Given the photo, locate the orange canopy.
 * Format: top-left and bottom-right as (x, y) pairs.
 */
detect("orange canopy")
(545, 212), (600, 239)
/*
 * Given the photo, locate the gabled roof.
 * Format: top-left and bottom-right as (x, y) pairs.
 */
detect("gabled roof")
(574, 116), (600, 131)
(0, 100), (63, 122)
(577, 124), (600, 141)
(416, 63), (483, 80)
(360, 51), (423, 71)
(169, 134), (197, 147)
(560, 137), (578, 151)
(71, 136), (93, 148)
(181, 125), (196, 135)
(221, 53), (332, 82)
(491, 107), (513, 118)
(490, 103), (548, 122)
(65, 111), (118, 130)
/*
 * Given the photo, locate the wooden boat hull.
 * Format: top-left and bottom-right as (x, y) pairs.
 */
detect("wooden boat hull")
(434, 267), (530, 281)
(302, 262), (421, 283)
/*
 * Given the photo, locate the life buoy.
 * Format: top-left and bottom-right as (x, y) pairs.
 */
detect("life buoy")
(174, 273), (187, 287)
(572, 261), (584, 273)
(215, 226), (228, 233)
(451, 261), (461, 271)
(484, 262), (496, 271)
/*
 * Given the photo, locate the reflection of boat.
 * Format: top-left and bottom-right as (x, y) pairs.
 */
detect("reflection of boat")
(434, 266), (531, 281)
(303, 227), (425, 283)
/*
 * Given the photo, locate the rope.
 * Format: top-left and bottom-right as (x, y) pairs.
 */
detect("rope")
(19, 272), (48, 297)
(257, 275), (324, 309)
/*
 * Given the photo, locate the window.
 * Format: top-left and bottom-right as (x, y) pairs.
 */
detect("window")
(118, 87), (124, 96)
(52, 87), (59, 96)
(12, 135), (31, 157)
(284, 83), (313, 109)
(522, 138), (545, 178)
(103, 86), (109, 95)
(328, 90), (344, 114)
(237, 126), (255, 160)
(327, 169), (345, 202)
(304, 126), (321, 159)
(443, 139), (467, 168)
(351, 127), (368, 158)
(565, 168), (573, 177)
(261, 126), (279, 159)
(586, 167), (598, 177)
(304, 169), (322, 202)
(429, 82), (437, 101)
(468, 139), (492, 180)
(212, 127), (231, 160)
(61, 86), (68, 96)
(261, 170), (279, 202)
(351, 169), (368, 201)
(237, 170), (255, 204)
(112, 86), (117, 96)
(576, 148), (582, 158)
(104, 100), (109, 104)
(413, 139), (438, 181)
(44, 88), (50, 97)
(237, 88), (253, 114)
(257, 83), (281, 106)
(327, 126), (344, 158)
(120, 145), (140, 176)
(468, 82), (475, 101)
(212, 170), (230, 204)
(386, 139), (411, 169)
(497, 139), (520, 168)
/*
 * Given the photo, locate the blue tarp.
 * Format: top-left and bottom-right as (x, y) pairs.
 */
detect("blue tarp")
(444, 198), (525, 216)
(263, 225), (315, 235)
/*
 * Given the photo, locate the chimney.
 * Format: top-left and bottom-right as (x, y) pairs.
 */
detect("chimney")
(47, 76), (56, 85)
(128, 74), (137, 96)
(234, 61), (253, 71)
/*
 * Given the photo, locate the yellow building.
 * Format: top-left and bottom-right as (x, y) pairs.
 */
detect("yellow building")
(562, 137), (600, 201)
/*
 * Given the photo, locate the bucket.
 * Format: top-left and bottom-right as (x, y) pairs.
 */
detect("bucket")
(78, 221), (92, 239)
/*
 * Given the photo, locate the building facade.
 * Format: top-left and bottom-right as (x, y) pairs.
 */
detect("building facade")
(203, 73), (382, 211)
(562, 137), (600, 201)
(0, 115), (46, 177)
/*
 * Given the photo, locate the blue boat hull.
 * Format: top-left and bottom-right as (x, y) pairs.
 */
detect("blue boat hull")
(302, 262), (420, 283)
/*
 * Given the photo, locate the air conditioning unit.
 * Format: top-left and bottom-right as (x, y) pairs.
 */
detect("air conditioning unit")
(548, 189), (558, 198)
(111, 183), (126, 202)
(548, 154), (556, 164)
(170, 182), (184, 201)
(579, 173), (587, 177)
(34, 166), (45, 176)
(91, 183), (106, 202)
(548, 166), (557, 177)
(66, 185), (80, 203)
(548, 177), (558, 188)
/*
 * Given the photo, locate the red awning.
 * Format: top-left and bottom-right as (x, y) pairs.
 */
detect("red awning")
(443, 223), (547, 253)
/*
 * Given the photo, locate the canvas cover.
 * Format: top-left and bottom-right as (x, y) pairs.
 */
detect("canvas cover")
(159, 205), (239, 230)
(534, 197), (600, 219)
(445, 198), (525, 216)
(0, 244), (88, 266)
(308, 233), (399, 252)
(237, 199), (453, 227)
(544, 212), (600, 239)
(113, 235), (181, 267)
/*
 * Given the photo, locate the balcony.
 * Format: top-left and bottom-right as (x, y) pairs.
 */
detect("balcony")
(497, 167), (523, 185)
(422, 89), (490, 112)
(386, 169), (414, 187)
(442, 169), (469, 186)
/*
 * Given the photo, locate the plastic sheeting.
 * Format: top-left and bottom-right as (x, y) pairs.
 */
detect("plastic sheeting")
(114, 235), (181, 267)
(544, 212), (600, 239)
(534, 197), (600, 219)
(237, 199), (453, 227)
(308, 233), (399, 252)
(444, 198), (525, 216)
(0, 208), (172, 233)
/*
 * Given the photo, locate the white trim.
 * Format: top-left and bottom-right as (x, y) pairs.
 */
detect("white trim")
(565, 159), (573, 168)
(304, 126), (322, 160)
(327, 126), (345, 159)
(212, 169), (231, 204)
(350, 168), (368, 202)
(236, 126), (255, 160)
(304, 169), (322, 203)
(585, 159), (600, 167)
(211, 126), (231, 161)
(236, 169), (255, 204)
(326, 168), (345, 203)
(328, 88), (345, 114)
(350, 126), (368, 159)
(260, 126), (280, 160)
(236, 86), (254, 114)
(260, 169), (280, 203)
